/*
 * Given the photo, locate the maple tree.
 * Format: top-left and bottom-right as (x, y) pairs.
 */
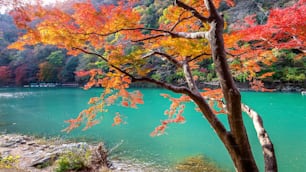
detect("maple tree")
(8, 0), (306, 171)
(0, 66), (11, 85)
(37, 50), (64, 82)
(227, 0), (306, 91)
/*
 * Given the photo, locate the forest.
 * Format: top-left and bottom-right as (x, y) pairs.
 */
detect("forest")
(0, 0), (305, 88)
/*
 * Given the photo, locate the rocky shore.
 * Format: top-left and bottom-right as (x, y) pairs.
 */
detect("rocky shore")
(0, 134), (170, 172)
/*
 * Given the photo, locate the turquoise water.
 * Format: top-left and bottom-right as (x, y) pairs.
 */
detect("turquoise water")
(0, 88), (305, 171)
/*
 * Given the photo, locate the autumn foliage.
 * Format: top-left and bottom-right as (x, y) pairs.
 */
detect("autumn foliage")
(7, 0), (306, 171)
(8, 0), (305, 135)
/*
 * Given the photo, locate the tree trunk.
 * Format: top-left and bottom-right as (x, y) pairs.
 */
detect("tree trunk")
(189, 92), (258, 172)
(203, 0), (259, 171)
(208, 20), (259, 172)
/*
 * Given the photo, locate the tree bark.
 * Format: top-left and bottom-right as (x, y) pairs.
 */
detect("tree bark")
(208, 20), (258, 172)
(202, 0), (259, 171)
(242, 104), (278, 172)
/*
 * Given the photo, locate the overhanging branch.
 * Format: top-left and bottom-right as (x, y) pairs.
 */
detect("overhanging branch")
(132, 77), (190, 94)
(73, 47), (190, 94)
(73, 47), (134, 79)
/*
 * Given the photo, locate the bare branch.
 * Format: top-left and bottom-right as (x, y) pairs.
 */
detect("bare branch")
(242, 104), (278, 172)
(176, 0), (209, 22)
(155, 52), (182, 67)
(226, 51), (248, 57)
(170, 14), (194, 31)
(132, 34), (166, 42)
(141, 51), (182, 67)
(188, 52), (211, 62)
(143, 51), (211, 68)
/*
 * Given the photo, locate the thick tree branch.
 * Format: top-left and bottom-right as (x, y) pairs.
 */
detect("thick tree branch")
(79, 27), (173, 37)
(182, 58), (198, 92)
(77, 27), (209, 40)
(242, 104), (278, 172)
(132, 31), (209, 42)
(174, 31), (209, 39)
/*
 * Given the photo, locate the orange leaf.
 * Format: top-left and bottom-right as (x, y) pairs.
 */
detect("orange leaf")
(121, 101), (129, 107)
(258, 72), (275, 79)
(112, 113), (122, 126)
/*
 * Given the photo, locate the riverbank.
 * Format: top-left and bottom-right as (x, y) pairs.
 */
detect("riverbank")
(1, 81), (304, 92)
(0, 134), (171, 172)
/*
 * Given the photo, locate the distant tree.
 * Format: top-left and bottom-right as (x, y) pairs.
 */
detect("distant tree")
(14, 64), (28, 85)
(37, 62), (57, 82)
(46, 51), (64, 67)
(9, 0), (305, 171)
(61, 57), (79, 83)
(38, 51), (64, 82)
(0, 65), (12, 85)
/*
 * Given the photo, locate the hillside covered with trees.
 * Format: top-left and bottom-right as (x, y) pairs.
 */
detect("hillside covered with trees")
(0, 0), (305, 89)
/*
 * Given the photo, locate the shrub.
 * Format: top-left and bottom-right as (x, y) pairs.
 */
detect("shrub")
(0, 154), (20, 169)
(175, 155), (226, 172)
(55, 151), (89, 172)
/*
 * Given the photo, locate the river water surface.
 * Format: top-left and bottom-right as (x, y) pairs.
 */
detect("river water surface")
(0, 88), (305, 171)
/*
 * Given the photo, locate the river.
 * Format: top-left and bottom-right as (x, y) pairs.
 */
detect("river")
(0, 88), (305, 171)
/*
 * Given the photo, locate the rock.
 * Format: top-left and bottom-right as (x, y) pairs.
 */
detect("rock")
(22, 136), (32, 141)
(10, 138), (22, 143)
(0, 135), (28, 147)
(1, 150), (11, 157)
(42, 145), (49, 149)
(1, 141), (16, 147)
(27, 142), (36, 146)
(30, 153), (59, 167)
(24, 151), (36, 156)
(0, 134), (126, 171)
(22, 147), (29, 151)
